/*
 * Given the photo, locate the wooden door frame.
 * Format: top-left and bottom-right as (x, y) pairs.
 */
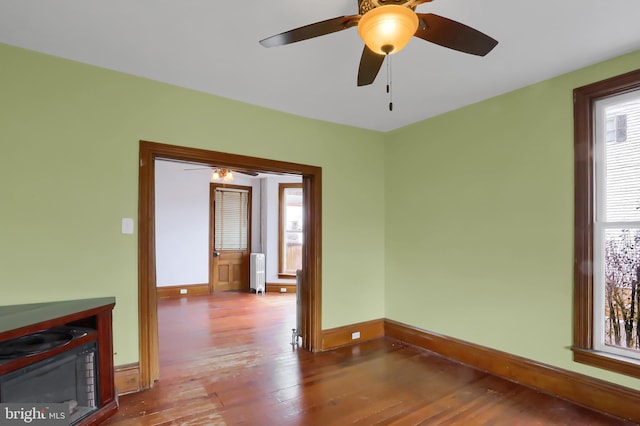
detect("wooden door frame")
(209, 183), (252, 293)
(138, 140), (322, 388)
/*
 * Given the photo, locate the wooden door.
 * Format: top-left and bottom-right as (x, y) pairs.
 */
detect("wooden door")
(210, 184), (251, 292)
(212, 251), (244, 291)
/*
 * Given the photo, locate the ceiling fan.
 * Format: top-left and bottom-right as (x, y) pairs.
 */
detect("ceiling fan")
(259, 0), (498, 87)
(184, 166), (259, 183)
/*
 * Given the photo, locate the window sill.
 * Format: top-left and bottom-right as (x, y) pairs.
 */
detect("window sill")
(572, 347), (640, 380)
(278, 273), (296, 279)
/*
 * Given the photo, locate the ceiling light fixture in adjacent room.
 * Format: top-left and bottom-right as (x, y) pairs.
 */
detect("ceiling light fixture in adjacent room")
(211, 168), (234, 183)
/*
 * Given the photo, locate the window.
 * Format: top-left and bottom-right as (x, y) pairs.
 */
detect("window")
(573, 69), (640, 378)
(279, 183), (303, 277)
(214, 187), (249, 251)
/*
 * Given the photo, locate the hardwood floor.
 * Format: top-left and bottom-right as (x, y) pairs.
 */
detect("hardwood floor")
(104, 293), (633, 425)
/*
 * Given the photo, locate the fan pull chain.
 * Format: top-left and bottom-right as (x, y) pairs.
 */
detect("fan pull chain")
(386, 53), (393, 111)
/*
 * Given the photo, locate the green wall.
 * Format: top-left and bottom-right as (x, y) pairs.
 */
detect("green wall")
(384, 49), (640, 390)
(0, 43), (386, 365)
(3, 39), (640, 392)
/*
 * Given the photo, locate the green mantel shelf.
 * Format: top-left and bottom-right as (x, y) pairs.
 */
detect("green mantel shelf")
(0, 297), (116, 335)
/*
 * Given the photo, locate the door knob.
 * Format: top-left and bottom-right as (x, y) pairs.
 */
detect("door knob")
(213, 252), (220, 257)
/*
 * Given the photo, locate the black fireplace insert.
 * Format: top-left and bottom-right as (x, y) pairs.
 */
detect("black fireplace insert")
(0, 328), (98, 425)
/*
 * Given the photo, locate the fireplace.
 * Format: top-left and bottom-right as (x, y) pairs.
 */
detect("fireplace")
(0, 298), (116, 425)
(0, 329), (98, 424)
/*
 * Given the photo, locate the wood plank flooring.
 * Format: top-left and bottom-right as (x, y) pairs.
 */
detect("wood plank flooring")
(103, 292), (634, 425)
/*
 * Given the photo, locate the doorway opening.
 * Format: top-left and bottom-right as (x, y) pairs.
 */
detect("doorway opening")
(138, 141), (322, 388)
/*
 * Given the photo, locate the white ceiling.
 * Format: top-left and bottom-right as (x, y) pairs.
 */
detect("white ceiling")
(1, 0), (639, 132)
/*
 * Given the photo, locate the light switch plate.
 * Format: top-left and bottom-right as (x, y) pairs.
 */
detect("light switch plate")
(121, 218), (134, 234)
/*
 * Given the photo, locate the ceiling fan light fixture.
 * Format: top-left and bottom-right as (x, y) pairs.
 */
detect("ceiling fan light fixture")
(357, 5), (419, 55)
(211, 168), (234, 183)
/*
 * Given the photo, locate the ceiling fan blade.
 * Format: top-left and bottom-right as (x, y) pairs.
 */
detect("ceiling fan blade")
(260, 16), (360, 48)
(235, 170), (260, 177)
(183, 167), (259, 177)
(357, 45), (385, 86)
(414, 13), (498, 56)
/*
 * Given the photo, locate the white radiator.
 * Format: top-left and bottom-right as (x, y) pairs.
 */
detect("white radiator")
(250, 253), (265, 294)
(292, 269), (302, 346)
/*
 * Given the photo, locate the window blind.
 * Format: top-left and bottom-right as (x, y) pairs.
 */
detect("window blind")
(214, 188), (248, 250)
(603, 102), (640, 222)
